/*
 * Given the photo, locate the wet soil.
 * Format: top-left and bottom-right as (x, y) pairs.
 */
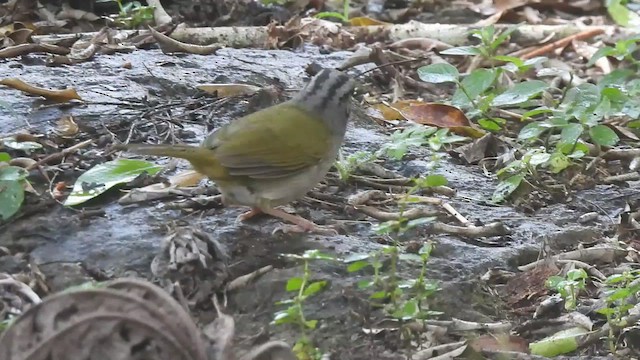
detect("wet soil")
(0, 46), (636, 358)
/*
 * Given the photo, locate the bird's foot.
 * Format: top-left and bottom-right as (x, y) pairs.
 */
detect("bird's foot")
(235, 208), (263, 223)
(262, 208), (338, 236)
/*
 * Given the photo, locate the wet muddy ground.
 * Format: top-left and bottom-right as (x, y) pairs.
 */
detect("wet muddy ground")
(1, 47), (637, 358)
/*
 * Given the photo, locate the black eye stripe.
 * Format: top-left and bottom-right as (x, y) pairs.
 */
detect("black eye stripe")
(302, 70), (331, 102)
(320, 79), (349, 108)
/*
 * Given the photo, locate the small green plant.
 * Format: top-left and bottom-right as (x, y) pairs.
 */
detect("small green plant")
(588, 36), (640, 68)
(597, 270), (640, 352)
(545, 268), (588, 311)
(419, 28), (640, 204)
(0, 152), (29, 220)
(379, 125), (467, 160)
(273, 250), (334, 360)
(315, 0), (350, 22)
(334, 150), (376, 181)
(373, 174), (447, 235)
(439, 24), (518, 61)
(112, 0), (155, 28)
(346, 242), (441, 330)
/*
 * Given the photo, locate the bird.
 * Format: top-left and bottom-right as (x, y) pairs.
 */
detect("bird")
(115, 68), (356, 235)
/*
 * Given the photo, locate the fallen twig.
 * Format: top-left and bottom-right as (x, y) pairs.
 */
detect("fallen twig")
(226, 265), (274, 292)
(26, 138), (94, 171)
(520, 28), (606, 60)
(518, 247), (627, 272)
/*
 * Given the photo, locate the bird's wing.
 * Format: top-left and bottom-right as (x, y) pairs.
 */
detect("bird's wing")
(212, 104), (333, 179)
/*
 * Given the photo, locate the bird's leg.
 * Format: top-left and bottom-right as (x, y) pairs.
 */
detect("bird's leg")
(260, 208), (338, 236)
(236, 207), (263, 222)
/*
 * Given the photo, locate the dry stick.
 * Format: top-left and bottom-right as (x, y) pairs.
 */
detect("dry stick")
(441, 202), (472, 226)
(355, 205), (440, 221)
(413, 341), (467, 360)
(423, 318), (512, 332)
(425, 221), (509, 238)
(26, 138), (94, 171)
(602, 172), (640, 184)
(225, 265), (274, 292)
(520, 28), (606, 59)
(603, 148), (640, 160)
(518, 247), (628, 272)
(0, 277), (42, 304)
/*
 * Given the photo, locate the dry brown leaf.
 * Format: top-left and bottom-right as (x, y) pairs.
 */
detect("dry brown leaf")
(5, 27), (33, 44)
(56, 3), (100, 21)
(197, 83), (261, 97)
(612, 125), (640, 141)
(349, 16), (390, 26)
(469, 334), (529, 353)
(54, 115), (79, 138)
(148, 25), (221, 55)
(0, 43), (69, 58)
(0, 78), (82, 102)
(375, 101), (484, 138)
(376, 101), (469, 127)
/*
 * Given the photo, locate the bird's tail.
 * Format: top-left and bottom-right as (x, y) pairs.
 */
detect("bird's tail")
(113, 143), (226, 178)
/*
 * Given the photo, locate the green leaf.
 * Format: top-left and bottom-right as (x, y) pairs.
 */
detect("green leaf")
(286, 277), (303, 292)
(562, 83), (601, 122)
(607, 288), (633, 302)
(301, 249), (336, 260)
(305, 319), (318, 329)
(423, 174), (448, 187)
(417, 63), (460, 84)
(439, 46), (482, 56)
(0, 180), (24, 220)
(64, 159), (162, 206)
(589, 125), (619, 147)
(566, 269), (587, 281)
(452, 68), (496, 106)
(370, 291), (387, 299)
(605, 274), (627, 284)
(0, 166), (28, 181)
(1, 139), (43, 151)
(478, 118), (502, 131)
(548, 152), (571, 174)
(343, 253), (370, 263)
(601, 87), (627, 103)
(357, 279), (373, 289)
(529, 327), (587, 357)
(529, 153), (550, 166)
(587, 46), (615, 67)
(607, 0), (631, 27)
(522, 107), (553, 120)
(303, 280), (327, 297)
(545, 275), (565, 290)
(347, 260), (370, 273)
(492, 80), (548, 107)
(0, 152), (10, 162)
(393, 299), (419, 320)
(398, 253), (422, 262)
(599, 69), (634, 89)
(494, 55), (524, 68)
(492, 174), (524, 203)
(596, 307), (615, 316)
(518, 122), (546, 140)
(559, 123), (584, 145)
